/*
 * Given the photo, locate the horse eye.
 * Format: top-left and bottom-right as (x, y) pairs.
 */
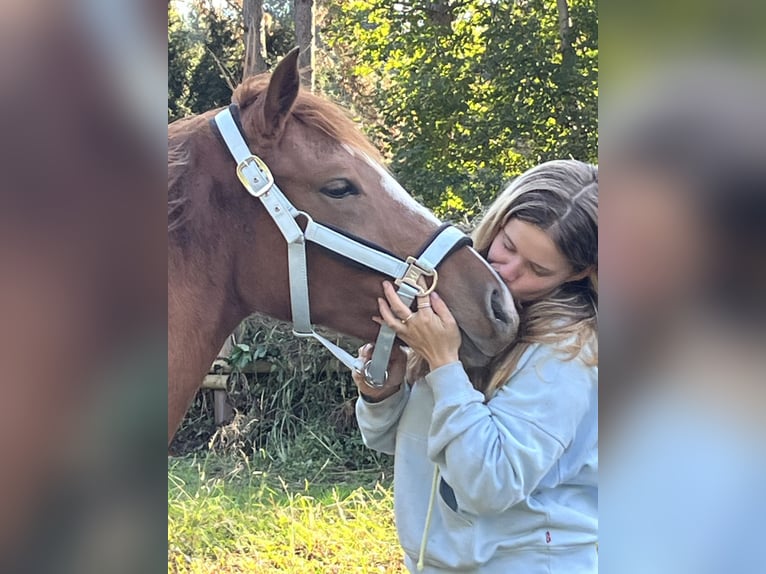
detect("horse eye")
(319, 179), (359, 199)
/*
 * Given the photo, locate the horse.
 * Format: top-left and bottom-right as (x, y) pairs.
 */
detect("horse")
(168, 49), (518, 443)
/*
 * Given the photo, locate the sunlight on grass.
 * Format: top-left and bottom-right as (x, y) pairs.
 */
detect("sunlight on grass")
(168, 455), (405, 573)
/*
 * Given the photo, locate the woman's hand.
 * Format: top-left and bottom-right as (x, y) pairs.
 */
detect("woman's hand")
(374, 281), (461, 371)
(351, 342), (407, 402)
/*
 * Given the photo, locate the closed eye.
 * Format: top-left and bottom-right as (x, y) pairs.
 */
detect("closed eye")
(530, 264), (554, 277)
(319, 179), (359, 199)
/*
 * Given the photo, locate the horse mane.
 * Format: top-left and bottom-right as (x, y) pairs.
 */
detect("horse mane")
(168, 140), (191, 234)
(234, 74), (383, 162)
(168, 75), (383, 236)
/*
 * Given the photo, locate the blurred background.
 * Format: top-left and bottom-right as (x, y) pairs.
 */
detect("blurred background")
(600, 0), (766, 572)
(0, 0), (166, 572)
(2, 0), (764, 571)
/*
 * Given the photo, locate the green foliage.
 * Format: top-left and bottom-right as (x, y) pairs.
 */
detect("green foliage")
(170, 315), (391, 472)
(168, 1), (298, 122)
(169, 2), (239, 122)
(168, 4), (198, 121)
(322, 0), (598, 216)
(264, 2), (297, 66)
(187, 5), (243, 115)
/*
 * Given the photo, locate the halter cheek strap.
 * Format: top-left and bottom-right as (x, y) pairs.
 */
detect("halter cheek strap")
(213, 106), (469, 388)
(365, 225), (468, 385)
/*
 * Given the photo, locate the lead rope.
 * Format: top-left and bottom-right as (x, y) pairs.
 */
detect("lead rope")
(417, 465), (441, 571)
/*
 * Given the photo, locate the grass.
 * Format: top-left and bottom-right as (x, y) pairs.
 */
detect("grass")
(168, 453), (405, 573)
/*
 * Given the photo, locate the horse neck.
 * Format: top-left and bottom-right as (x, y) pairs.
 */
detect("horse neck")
(168, 131), (249, 367)
(167, 245), (246, 441)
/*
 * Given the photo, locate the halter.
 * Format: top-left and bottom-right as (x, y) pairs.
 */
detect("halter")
(213, 105), (471, 388)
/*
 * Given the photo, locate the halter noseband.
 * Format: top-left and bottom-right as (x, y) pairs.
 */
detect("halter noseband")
(213, 105), (470, 388)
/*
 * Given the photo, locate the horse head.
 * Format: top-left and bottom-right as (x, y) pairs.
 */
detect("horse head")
(168, 49), (518, 440)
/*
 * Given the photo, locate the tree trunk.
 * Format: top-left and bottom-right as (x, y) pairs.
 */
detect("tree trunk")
(424, 1), (453, 26)
(294, 0), (315, 90)
(556, 0), (574, 68)
(243, 0), (267, 79)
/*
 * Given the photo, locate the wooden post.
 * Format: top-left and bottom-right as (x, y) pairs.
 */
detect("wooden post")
(204, 326), (242, 426)
(213, 390), (232, 426)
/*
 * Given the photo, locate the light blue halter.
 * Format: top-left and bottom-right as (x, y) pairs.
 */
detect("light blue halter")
(214, 105), (470, 388)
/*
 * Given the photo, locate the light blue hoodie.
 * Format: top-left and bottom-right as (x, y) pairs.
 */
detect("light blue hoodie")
(356, 342), (598, 573)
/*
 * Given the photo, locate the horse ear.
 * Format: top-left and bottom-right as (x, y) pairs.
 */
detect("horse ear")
(261, 47), (300, 138)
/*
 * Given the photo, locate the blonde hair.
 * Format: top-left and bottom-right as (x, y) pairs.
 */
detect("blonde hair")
(409, 159), (598, 399)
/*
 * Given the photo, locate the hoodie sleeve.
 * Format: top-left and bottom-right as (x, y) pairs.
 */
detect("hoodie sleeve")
(424, 346), (595, 516)
(355, 383), (411, 455)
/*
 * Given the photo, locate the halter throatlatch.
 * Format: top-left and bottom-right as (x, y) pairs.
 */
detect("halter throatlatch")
(214, 106), (470, 388)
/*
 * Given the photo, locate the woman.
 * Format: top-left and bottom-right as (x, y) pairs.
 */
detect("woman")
(352, 159), (598, 573)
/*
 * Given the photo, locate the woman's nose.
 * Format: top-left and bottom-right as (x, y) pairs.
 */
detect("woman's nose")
(494, 258), (522, 285)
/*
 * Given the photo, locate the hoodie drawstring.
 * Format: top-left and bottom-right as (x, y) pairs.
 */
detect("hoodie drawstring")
(417, 464), (441, 571)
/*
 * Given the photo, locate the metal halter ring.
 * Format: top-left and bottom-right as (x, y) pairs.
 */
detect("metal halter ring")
(395, 256), (438, 296)
(362, 359), (388, 389)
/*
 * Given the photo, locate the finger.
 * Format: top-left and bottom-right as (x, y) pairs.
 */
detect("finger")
(351, 370), (366, 388)
(357, 343), (373, 361)
(377, 297), (404, 331)
(415, 278), (433, 311)
(382, 281), (413, 319)
(416, 294), (433, 312)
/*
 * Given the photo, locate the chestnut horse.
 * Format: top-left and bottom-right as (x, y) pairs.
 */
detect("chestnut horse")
(168, 50), (518, 442)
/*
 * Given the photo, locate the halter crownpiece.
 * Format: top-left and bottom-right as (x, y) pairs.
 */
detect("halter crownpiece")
(213, 105), (470, 388)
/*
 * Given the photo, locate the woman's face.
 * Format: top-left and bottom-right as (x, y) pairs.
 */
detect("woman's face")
(487, 218), (584, 302)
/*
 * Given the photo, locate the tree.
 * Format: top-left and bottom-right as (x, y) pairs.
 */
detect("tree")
(187, 4), (243, 112)
(294, 0), (315, 90)
(556, 0), (575, 70)
(243, 0), (268, 78)
(168, 4), (198, 122)
(322, 0), (598, 218)
(168, 1), (298, 120)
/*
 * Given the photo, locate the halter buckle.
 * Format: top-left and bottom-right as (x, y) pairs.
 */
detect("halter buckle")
(395, 256), (438, 296)
(237, 155), (274, 198)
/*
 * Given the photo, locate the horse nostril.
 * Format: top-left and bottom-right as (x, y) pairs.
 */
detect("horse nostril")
(490, 288), (510, 325)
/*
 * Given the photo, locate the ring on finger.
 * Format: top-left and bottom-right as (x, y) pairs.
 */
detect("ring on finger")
(417, 303), (431, 309)
(401, 312), (415, 325)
